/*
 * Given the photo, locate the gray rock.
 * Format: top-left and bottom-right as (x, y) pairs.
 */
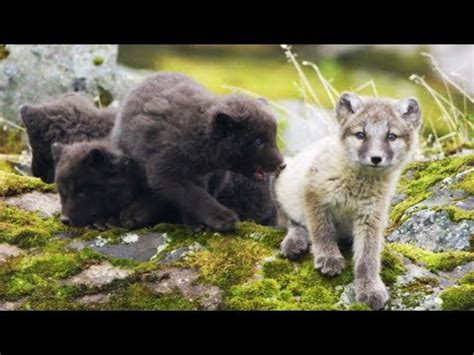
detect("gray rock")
(386, 257), (445, 310)
(91, 232), (168, 262)
(3, 192), (60, 218)
(338, 282), (357, 307)
(0, 45), (151, 124)
(0, 243), (24, 263)
(0, 299), (26, 311)
(438, 261), (474, 281)
(456, 196), (474, 211)
(66, 239), (90, 251)
(158, 242), (204, 264)
(65, 261), (133, 288)
(146, 268), (222, 310)
(385, 256), (472, 310)
(337, 253), (472, 310)
(66, 231), (169, 262)
(387, 209), (474, 251)
(429, 45), (474, 95)
(54, 231), (83, 240)
(417, 168), (473, 210)
(388, 165), (474, 252)
(75, 293), (111, 305)
(1, 45), (114, 123)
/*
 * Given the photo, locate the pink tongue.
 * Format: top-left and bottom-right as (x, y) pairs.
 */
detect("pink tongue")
(254, 168), (267, 182)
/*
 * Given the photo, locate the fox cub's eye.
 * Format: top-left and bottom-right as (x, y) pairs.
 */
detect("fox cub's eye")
(387, 133), (397, 141)
(355, 132), (366, 140)
(254, 137), (263, 146)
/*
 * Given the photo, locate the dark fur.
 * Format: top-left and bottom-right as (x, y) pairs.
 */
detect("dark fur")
(25, 90), (279, 228)
(52, 139), (178, 228)
(217, 173), (277, 225)
(113, 72), (284, 231)
(20, 93), (116, 183)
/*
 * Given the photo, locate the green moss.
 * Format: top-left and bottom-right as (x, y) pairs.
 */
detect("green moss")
(458, 271), (474, 285)
(380, 247), (407, 285)
(18, 284), (79, 310)
(0, 252), (86, 299)
(0, 226), (50, 249)
(0, 171), (55, 196)
(224, 243), (408, 310)
(0, 203), (67, 248)
(398, 153), (473, 197)
(16, 253), (84, 278)
(104, 283), (197, 310)
(389, 191), (431, 229)
(93, 56), (104, 66)
(80, 227), (130, 245)
(450, 170), (474, 195)
(262, 258), (294, 281)
(224, 254), (355, 310)
(188, 238), (270, 289)
(237, 222), (286, 249)
(149, 221), (285, 263)
(0, 160), (14, 173)
(444, 205), (474, 222)
(388, 243), (474, 271)
(440, 284), (474, 310)
(389, 155), (474, 228)
(0, 206), (58, 248)
(226, 278), (343, 310)
(0, 129), (24, 155)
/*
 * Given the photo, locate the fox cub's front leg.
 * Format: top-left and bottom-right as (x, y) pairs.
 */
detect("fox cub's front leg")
(304, 190), (345, 276)
(353, 213), (389, 310)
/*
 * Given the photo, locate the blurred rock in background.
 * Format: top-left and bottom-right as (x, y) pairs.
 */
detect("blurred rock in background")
(430, 45), (473, 95)
(0, 45), (151, 125)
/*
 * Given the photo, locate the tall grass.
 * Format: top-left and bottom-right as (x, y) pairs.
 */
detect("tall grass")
(278, 45), (473, 158)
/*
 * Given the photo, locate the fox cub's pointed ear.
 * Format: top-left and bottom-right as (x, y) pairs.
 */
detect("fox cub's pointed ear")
(51, 143), (65, 163)
(19, 104), (36, 127)
(212, 112), (239, 137)
(395, 97), (422, 129)
(335, 92), (363, 122)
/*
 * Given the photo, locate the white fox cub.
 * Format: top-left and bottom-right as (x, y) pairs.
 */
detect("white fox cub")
(275, 92), (422, 309)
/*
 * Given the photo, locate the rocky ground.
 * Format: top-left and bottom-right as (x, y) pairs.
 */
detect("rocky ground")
(0, 154), (472, 310)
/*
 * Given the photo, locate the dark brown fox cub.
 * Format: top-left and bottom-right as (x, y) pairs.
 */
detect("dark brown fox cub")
(51, 139), (178, 229)
(112, 72), (285, 232)
(20, 93), (115, 183)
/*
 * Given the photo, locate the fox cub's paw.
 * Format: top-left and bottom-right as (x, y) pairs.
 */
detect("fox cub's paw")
(314, 253), (346, 276)
(207, 208), (239, 233)
(280, 225), (309, 260)
(356, 279), (389, 310)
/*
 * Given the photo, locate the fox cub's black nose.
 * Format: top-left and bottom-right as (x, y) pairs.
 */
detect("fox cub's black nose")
(279, 163), (287, 171)
(371, 156), (382, 165)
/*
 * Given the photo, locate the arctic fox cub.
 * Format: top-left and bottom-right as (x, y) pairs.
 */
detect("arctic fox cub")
(275, 92), (422, 309)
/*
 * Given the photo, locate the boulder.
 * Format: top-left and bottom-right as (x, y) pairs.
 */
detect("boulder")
(0, 45), (151, 125)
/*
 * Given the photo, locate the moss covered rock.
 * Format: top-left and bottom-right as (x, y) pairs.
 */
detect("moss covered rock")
(0, 154), (473, 310)
(387, 154), (474, 252)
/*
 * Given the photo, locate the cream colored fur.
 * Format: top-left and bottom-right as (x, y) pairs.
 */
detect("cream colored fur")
(275, 92), (421, 309)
